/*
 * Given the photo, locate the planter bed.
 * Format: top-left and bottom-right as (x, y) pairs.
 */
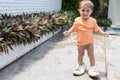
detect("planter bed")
(0, 29), (61, 69)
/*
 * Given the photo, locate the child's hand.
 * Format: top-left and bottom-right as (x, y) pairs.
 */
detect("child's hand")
(63, 30), (70, 36)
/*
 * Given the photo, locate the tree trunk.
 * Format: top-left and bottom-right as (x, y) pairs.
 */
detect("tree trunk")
(93, 0), (108, 18)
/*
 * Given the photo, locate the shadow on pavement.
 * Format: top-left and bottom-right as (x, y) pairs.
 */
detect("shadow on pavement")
(0, 30), (65, 80)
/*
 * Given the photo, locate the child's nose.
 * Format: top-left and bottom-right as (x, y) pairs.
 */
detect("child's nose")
(84, 11), (87, 15)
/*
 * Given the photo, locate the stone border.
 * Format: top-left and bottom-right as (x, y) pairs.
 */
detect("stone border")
(106, 27), (120, 35)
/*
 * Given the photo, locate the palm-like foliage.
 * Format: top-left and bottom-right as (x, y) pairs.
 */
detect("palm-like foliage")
(0, 11), (72, 54)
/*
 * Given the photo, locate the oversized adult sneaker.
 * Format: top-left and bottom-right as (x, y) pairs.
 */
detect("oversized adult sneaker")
(88, 66), (100, 77)
(73, 63), (86, 76)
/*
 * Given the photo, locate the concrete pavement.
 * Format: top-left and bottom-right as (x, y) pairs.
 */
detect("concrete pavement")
(0, 30), (120, 80)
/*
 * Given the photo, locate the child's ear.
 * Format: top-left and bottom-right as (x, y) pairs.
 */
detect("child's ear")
(92, 10), (93, 13)
(91, 9), (93, 13)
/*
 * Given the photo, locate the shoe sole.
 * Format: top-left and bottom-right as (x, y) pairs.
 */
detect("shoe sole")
(73, 73), (85, 76)
(89, 75), (100, 80)
(88, 74), (100, 78)
(73, 70), (86, 76)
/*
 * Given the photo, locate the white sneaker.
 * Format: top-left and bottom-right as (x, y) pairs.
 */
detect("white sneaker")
(73, 63), (86, 76)
(88, 66), (100, 77)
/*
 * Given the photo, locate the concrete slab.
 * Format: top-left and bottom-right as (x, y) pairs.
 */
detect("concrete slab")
(107, 35), (120, 80)
(0, 30), (119, 80)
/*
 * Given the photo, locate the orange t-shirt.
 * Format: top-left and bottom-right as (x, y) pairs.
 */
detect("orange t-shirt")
(71, 17), (101, 45)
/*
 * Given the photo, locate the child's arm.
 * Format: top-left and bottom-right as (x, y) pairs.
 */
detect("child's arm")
(93, 19), (109, 37)
(63, 18), (78, 36)
(98, 29), (109, 37)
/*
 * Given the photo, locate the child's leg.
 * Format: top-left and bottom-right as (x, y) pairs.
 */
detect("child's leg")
(87, 43), (95, 66)
(87, 43), (100, 77)
(77, 45), (85, 65)
(73, 45), (85, 76)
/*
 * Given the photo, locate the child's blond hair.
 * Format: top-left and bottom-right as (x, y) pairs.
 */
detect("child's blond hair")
(79, 0), (94, 10)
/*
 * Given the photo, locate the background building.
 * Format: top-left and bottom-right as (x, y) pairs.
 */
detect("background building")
(108, 0), (120, 27)
(0, 0), (62, 15)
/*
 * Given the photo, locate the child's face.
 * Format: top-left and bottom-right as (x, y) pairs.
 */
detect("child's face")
(78, 6), (93, 20)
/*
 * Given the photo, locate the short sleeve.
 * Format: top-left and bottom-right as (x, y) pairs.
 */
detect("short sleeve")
(93, 19), (101, 32)
(70, 18), (79, 32)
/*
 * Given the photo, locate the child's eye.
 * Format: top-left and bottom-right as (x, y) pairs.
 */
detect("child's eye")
(87, 10), (89, 12)
(81, 10), (85, 12)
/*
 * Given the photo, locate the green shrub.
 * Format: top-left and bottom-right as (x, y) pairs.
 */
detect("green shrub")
(0, 11), (72, 53)
(97, 18), (112, 31)
(97, 18), (112, 27)
(62, 0), (81, 16)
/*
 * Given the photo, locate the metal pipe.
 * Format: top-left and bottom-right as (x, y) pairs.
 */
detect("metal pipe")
(104, 36), (108, 80)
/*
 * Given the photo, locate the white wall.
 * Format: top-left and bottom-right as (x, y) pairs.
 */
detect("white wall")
(0, 0), (62, 15)
(108, 0), (120, 26)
